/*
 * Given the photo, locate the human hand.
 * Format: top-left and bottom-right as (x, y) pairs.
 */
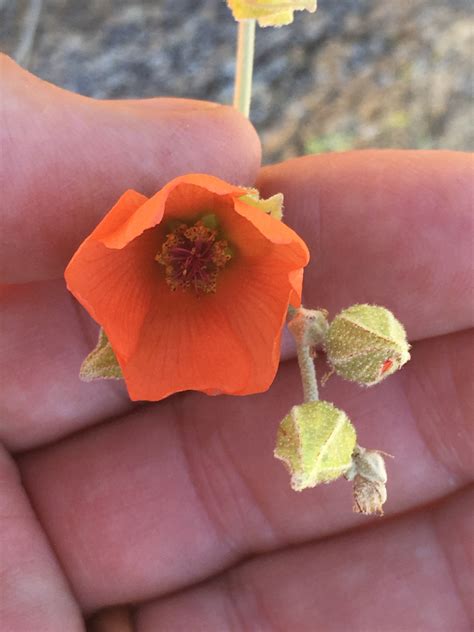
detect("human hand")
(1, 55), (472, 631)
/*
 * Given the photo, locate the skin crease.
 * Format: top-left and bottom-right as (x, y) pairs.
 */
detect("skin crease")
(0, 55), (473, 630)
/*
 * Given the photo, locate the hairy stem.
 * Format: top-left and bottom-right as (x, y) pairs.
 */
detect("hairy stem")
(287, 307), (327, 403)
(295, 341), (319, 402)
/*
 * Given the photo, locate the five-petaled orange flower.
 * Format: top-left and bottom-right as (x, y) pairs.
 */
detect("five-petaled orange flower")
(65, 174), (309, 401)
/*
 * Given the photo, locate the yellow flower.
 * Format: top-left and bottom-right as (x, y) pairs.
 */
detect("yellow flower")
(227, 0), (317, 27)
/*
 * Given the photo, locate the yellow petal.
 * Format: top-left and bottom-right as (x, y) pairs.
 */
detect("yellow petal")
(227, 1), (317, 27)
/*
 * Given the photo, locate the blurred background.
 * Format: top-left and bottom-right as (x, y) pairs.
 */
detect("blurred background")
(1, 0), (473, 164)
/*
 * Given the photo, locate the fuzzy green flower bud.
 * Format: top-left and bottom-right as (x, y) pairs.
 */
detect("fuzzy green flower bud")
(274, 400), (356, 491)
(324, 304), (410, 386)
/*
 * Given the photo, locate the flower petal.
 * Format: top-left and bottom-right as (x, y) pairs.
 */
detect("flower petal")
(227, 0), (317, 27)
(65, 228), (163, 363)
(123, 255), (298, 400)
(122, 198), (309, 400)
(97, 175), (245, 250)
(232, 197), (310, 260)
(122, 284), (247, 400)
(288, 268), (304, 307)
(87, 189), (148, 242)
(66, 174), (310, 401)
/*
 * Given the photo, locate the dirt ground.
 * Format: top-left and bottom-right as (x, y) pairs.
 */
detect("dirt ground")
(2, 0), (473, 164)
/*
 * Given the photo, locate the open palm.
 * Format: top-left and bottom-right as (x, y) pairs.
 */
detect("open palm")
(1, 56), (472, 631)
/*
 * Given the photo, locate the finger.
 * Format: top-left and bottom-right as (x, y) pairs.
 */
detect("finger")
(0, 444), (84, 631)
(135, 487), (473, 631)
(257, 150), (474, 340)
(0, 281), (133, 451)
(18, 329), (473, 610)
(0, 55), (261, 282)
(3, 150), (471, 449)
(86, 607), (133, 632)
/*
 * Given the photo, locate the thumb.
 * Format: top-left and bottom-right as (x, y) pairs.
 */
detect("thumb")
(0, 55), (261, 282)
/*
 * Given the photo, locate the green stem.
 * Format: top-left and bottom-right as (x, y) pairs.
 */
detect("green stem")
(295, 342), (319, 402)
(287, 308), (322, 403)
(233, 19), (256, 118)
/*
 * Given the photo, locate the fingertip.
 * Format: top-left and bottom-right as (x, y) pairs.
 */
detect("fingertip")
(256, 150), (473, 340)
(138, 101), (261, 188)
(0, 61), (261, 282)
(204, 104), (262, 185)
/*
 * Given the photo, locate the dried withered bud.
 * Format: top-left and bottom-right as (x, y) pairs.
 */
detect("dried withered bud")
(324, 304), (410, 386)
(274, 401), (356, 491)
(352, 476), (387, 515)
(345, 446), (389, 515)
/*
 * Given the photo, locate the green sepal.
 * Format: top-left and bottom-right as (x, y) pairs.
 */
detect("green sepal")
(79, 329), (123, 382)
(240, 189), (284, 221)
(274, 401), (357, 491)
(200, 213), (219, 230)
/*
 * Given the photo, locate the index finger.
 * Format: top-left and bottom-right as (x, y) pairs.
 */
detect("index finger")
(0, 55), (261, 283)
(3, 150), (473, 451)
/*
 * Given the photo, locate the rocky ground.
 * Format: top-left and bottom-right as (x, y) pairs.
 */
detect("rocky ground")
(2, 0), (473, 163)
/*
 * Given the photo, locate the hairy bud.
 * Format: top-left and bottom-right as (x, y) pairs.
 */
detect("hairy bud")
(274, 401), (356, 491)
(324, 304), (410, 386)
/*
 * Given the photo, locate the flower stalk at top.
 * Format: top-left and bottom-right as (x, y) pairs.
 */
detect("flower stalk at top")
(233, 19), (256, 117)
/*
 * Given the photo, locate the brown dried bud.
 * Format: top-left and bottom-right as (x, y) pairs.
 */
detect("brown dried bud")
(352, 476), (387, 515)
(345, 446), (389, 516)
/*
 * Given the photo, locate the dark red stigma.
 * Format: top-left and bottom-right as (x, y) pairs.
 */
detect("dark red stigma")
(156, 220), (232, 294)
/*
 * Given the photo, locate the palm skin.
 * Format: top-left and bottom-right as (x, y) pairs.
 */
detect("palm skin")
(1, 55), (472, 631)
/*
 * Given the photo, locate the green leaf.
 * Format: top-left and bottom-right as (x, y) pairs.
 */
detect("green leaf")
(79, 329), (123, 382)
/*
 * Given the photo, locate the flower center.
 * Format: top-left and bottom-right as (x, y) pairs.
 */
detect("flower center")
(155, 217), (232, 295)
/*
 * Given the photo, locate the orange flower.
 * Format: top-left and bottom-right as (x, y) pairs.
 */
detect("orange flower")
(65, 174), (309, 401)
